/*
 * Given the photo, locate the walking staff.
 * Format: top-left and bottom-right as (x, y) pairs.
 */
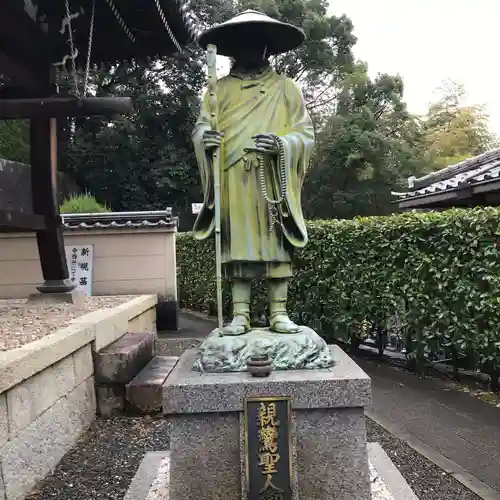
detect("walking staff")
(206, 43), (224, 332)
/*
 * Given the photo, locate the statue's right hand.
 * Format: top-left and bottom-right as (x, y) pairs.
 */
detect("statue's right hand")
(203, 130), (224, 151)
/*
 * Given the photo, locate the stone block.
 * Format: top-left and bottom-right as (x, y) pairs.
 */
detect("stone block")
(95, 385), (125, 417)
(168, 413), (241, 500)
(72, 308), (128, 353)
(7, 357), (76, 439)
(1, 377), (95, 500)
(27, 289), (86, 306)
(94, 332), (156, 384)
(368, 442), (419, 499)
(0, 395), (7, 448)
(156, 299), (178, 331)
(0, 468), (5, 500)
(0, 324), (93, 394)
(73, 345), (94, 385)
(163, 346), (371, 414)
(52, 355), (77, 397)
(296, 408), (370, 500)
(163, 346), (372, 500)
(6, 382), (31, 438)
(126, 356), (178, 413)
(123, 451), (169, 500)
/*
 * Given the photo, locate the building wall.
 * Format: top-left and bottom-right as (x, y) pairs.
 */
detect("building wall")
(0, 228), (177, 302)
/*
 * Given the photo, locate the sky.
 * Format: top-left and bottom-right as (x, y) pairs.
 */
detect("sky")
(327, 0), (500, 133)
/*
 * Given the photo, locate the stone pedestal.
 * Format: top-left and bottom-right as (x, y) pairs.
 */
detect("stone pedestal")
(163, 345), (372, 500)
(27, 289), (87, 305)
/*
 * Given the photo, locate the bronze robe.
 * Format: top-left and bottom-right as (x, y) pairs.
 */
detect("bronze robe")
(192, 68), (314, 278)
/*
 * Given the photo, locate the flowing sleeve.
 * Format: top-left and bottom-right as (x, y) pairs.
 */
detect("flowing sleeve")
(192, 90), (215, 240)
(279, 78), (315, 248)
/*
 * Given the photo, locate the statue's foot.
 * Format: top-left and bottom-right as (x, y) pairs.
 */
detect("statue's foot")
(270, 314), (301, 334)
(221, 314), (250, 336)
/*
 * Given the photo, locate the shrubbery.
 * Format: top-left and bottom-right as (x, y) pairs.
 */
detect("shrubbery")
(177, 208), (500, 389)
(60, 193), (111, 214)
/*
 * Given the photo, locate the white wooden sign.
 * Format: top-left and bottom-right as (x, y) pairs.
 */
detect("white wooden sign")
(65, 245), (94, 296)
(192, 203), (203, 214)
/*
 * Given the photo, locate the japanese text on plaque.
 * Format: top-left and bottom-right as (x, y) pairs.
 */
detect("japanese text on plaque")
(257, 402), (284, 500)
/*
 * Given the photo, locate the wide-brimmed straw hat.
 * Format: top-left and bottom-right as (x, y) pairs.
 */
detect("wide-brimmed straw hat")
(198, 10), (305, 57)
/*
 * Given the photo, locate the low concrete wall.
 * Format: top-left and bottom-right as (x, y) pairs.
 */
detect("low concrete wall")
(0, 229), (176, 300)
(0, 295), (157, 500)
(0, 225), (177, 329)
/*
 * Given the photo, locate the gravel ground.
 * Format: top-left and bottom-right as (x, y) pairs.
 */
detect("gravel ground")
(26, 416), (169, 500)
(366, 419), (481, 500)
(26, 416), (482, 500)
(0, 296), (137, 351)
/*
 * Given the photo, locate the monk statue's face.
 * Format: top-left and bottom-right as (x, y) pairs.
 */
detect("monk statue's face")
(232, 45), (268, 70)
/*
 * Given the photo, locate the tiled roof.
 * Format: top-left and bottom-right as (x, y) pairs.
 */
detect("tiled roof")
(61, 208), (177, 230)
(392, 148), (500, 200)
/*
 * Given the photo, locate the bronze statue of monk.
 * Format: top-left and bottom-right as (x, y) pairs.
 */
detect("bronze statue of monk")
(193, 10), (314, 336)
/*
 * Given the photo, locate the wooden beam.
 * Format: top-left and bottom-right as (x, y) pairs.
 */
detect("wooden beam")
(0, 97), (133, 119)
(30, 113), (75, 293)
(0, 211), (46, 231)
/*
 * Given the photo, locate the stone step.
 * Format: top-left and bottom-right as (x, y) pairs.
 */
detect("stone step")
(94, 331), (156, 384)
(126, 356), (179, 413)
(94, 331), (156, 417)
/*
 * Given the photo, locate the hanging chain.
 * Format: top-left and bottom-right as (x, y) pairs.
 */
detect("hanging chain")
(64, 0), (80, 97)
(82, 0), (96, 96)
(153, 0), (182, 52)
(62, 0), (95, 98)
(258, 134), (288, 231)
(103, 0), (136, 42)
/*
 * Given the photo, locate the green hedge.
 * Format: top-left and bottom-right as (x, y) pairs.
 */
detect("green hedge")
(177, 208), (500, 385)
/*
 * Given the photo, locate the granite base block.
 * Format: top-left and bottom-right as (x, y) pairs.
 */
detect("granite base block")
(163, 345), (372, 500)
(127, 445), (419, 500)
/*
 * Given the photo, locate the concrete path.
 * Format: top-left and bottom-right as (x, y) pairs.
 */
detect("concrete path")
(173, 311), (500, 498)
(356, 357), (500, 497)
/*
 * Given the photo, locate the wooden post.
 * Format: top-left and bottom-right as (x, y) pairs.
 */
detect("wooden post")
(29, 70), (75, 294)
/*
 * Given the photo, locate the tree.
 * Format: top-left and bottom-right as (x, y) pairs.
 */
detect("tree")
(0, 120), (29, 163)
(304, 68), (422, 219)
(419, 81), (499, 171)
(58, 0), (357, 224)
(61, 55), (205, 227)
(236, 0), (357, 126)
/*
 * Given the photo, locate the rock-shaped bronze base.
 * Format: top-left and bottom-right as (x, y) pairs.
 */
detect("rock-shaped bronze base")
(192, 326), (334, 373)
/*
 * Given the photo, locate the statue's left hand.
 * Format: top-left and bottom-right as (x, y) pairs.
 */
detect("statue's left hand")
(252, 133), (278, 154)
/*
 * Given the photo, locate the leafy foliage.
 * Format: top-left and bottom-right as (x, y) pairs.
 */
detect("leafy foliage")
(60, 56), (205, 227)
(418, 81), (499, 171)
(304, 68), (423, 219)
(177, 209), (500, 389)
(60, 192), (111, 213)
(0, 120), (29, 163)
